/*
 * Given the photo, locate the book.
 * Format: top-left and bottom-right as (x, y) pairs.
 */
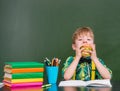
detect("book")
(4, 81), (43, 87)
(4, 72), (43, 79)
(4, 68), (44, 73)
(3, 85), (43, 91)
(59, 79), (112, 87)
(4, 78), (43, 83)
(5, 62), (44, 68)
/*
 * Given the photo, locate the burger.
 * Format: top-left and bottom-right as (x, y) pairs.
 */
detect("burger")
(80, 45), (93, 58)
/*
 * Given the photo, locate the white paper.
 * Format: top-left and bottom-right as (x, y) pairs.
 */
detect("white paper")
(0, 82), (4, 88)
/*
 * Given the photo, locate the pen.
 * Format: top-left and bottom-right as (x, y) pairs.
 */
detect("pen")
(42, 84), (52, 88)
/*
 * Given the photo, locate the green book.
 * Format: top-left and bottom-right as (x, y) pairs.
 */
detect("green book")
(5, 62), (44, 68)
(4, 72), (44, 79)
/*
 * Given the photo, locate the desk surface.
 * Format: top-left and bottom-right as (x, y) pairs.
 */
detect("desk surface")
(0, 81), (120, 91)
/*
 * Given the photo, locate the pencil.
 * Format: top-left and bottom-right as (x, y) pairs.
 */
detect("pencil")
(42, 84), (52, 88)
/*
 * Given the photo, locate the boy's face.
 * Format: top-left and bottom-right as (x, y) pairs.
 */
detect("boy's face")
(73, 35), (94, 49)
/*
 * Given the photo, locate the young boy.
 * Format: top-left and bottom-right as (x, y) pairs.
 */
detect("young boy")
(62, 27), (112, 81)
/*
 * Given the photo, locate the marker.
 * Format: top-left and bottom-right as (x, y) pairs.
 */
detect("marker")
(44, 57), (51, 66)
(42, 84), (52, 88)
(58, 59), (61, 64)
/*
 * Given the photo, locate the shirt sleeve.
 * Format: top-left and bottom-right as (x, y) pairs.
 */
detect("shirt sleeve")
(61, 56), (74, 78)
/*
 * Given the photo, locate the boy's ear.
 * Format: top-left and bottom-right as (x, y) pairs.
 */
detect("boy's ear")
(72, 44), (76, 50)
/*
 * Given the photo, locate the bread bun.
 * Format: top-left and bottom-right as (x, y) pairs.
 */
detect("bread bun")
(80, 45), (92, 57)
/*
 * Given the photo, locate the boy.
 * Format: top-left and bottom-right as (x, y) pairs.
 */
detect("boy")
(62, 27), (112, 81)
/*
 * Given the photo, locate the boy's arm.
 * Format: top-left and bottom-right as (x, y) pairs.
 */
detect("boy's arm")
(90, 44), (111, 79)
(63, 45), (83, 80)
(63, 56), (80, 80)
(92, 57), (111, 79)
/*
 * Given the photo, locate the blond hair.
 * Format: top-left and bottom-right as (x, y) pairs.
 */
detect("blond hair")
(72, 27), (94, 44)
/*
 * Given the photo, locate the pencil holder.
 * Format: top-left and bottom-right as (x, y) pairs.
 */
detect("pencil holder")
(46, 66), (58, 84)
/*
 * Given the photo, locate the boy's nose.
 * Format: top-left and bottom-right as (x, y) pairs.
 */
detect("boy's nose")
(83, 40), (87, 43)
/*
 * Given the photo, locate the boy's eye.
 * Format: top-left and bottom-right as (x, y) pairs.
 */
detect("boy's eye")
(87, 39), (91, 41)
(78, 39), (82, 41)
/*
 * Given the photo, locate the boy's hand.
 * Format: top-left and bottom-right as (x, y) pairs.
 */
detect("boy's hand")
(90, 44), (97, 60)
(75, 44), (86, 60)
(75, 47), (82, 59)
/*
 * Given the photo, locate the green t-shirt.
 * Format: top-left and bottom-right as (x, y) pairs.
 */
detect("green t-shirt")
(62, 56), (112, 81)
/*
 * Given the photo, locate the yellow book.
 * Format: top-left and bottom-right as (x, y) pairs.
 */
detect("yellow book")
(4, 77), (43, 83)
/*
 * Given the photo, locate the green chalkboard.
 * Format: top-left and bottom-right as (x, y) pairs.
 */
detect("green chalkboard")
(0, 0), (120, 81)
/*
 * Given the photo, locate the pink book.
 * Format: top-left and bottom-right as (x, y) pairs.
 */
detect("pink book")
(4, 81), (43, 87)
(3, 85), (43, 91)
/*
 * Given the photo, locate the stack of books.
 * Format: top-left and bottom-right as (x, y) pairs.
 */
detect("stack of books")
(3, 62), (44, 87)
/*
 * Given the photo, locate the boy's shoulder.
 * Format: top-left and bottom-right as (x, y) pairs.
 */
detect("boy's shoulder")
(66, 56), (74, 61)
(65, 56), (74, 64)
